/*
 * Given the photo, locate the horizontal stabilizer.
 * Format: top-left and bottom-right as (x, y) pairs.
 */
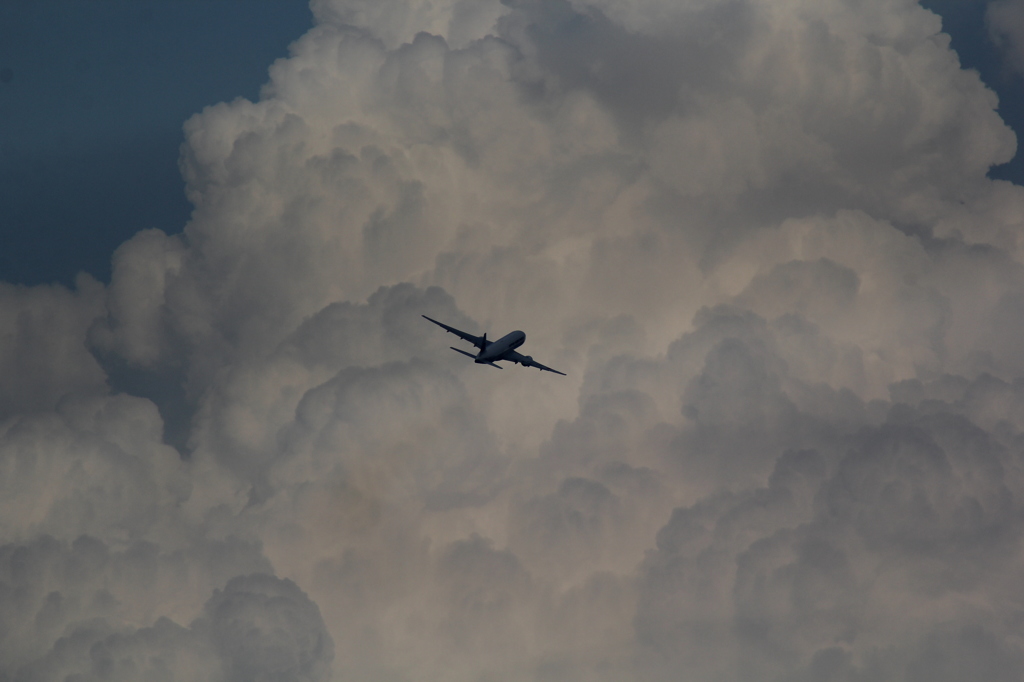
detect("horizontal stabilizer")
(450, 346), (477, 359)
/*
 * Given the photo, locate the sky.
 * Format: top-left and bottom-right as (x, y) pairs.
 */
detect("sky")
(3, 1), (1024, 681)
(2, 0), (1022, 287)
(0, 0), (312, 286)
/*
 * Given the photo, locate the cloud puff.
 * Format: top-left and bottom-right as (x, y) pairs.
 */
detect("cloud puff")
(15, 573), (330, 682)
(0, 276), (106, 419)
(6, 0), (1024, 679)
(989, 0), (1024, 76)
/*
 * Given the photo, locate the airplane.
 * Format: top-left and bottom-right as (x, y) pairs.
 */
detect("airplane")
(422, 315), (566, 376)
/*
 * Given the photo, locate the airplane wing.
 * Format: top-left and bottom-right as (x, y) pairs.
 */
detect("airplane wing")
(422, 315), (487, 350)
(506, 350), (567, 376)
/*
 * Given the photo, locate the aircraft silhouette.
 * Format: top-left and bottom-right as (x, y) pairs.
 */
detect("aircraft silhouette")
(422, 315), (566, 376)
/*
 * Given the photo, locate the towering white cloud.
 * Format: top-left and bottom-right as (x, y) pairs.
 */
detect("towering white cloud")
(5, 0), (1024, 679)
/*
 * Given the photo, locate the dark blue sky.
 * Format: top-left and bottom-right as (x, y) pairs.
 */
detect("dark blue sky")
(0, 1), (1021, 287)
(0, 0), (312, 287)
(920, 0), (1024, 185)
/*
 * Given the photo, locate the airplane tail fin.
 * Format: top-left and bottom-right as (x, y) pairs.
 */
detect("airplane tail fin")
(480, 332), (488, 351)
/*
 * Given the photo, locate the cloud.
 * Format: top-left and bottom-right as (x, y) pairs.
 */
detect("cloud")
(196, 574), (334, 682)
(989, 0), (1024, 76)
(0, 534), (272, 676)
(17, 573), (331, 682)
(6, 0), (1024, 680)
(0, 276), (106, 419)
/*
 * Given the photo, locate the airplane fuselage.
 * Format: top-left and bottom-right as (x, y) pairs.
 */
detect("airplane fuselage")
(477, 330), (525, 362)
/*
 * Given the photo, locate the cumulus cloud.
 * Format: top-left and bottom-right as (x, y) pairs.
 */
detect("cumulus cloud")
(6, 0), (1024, 679)
(989, 0), (1024, 76)
(17, 573), (330, 682)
